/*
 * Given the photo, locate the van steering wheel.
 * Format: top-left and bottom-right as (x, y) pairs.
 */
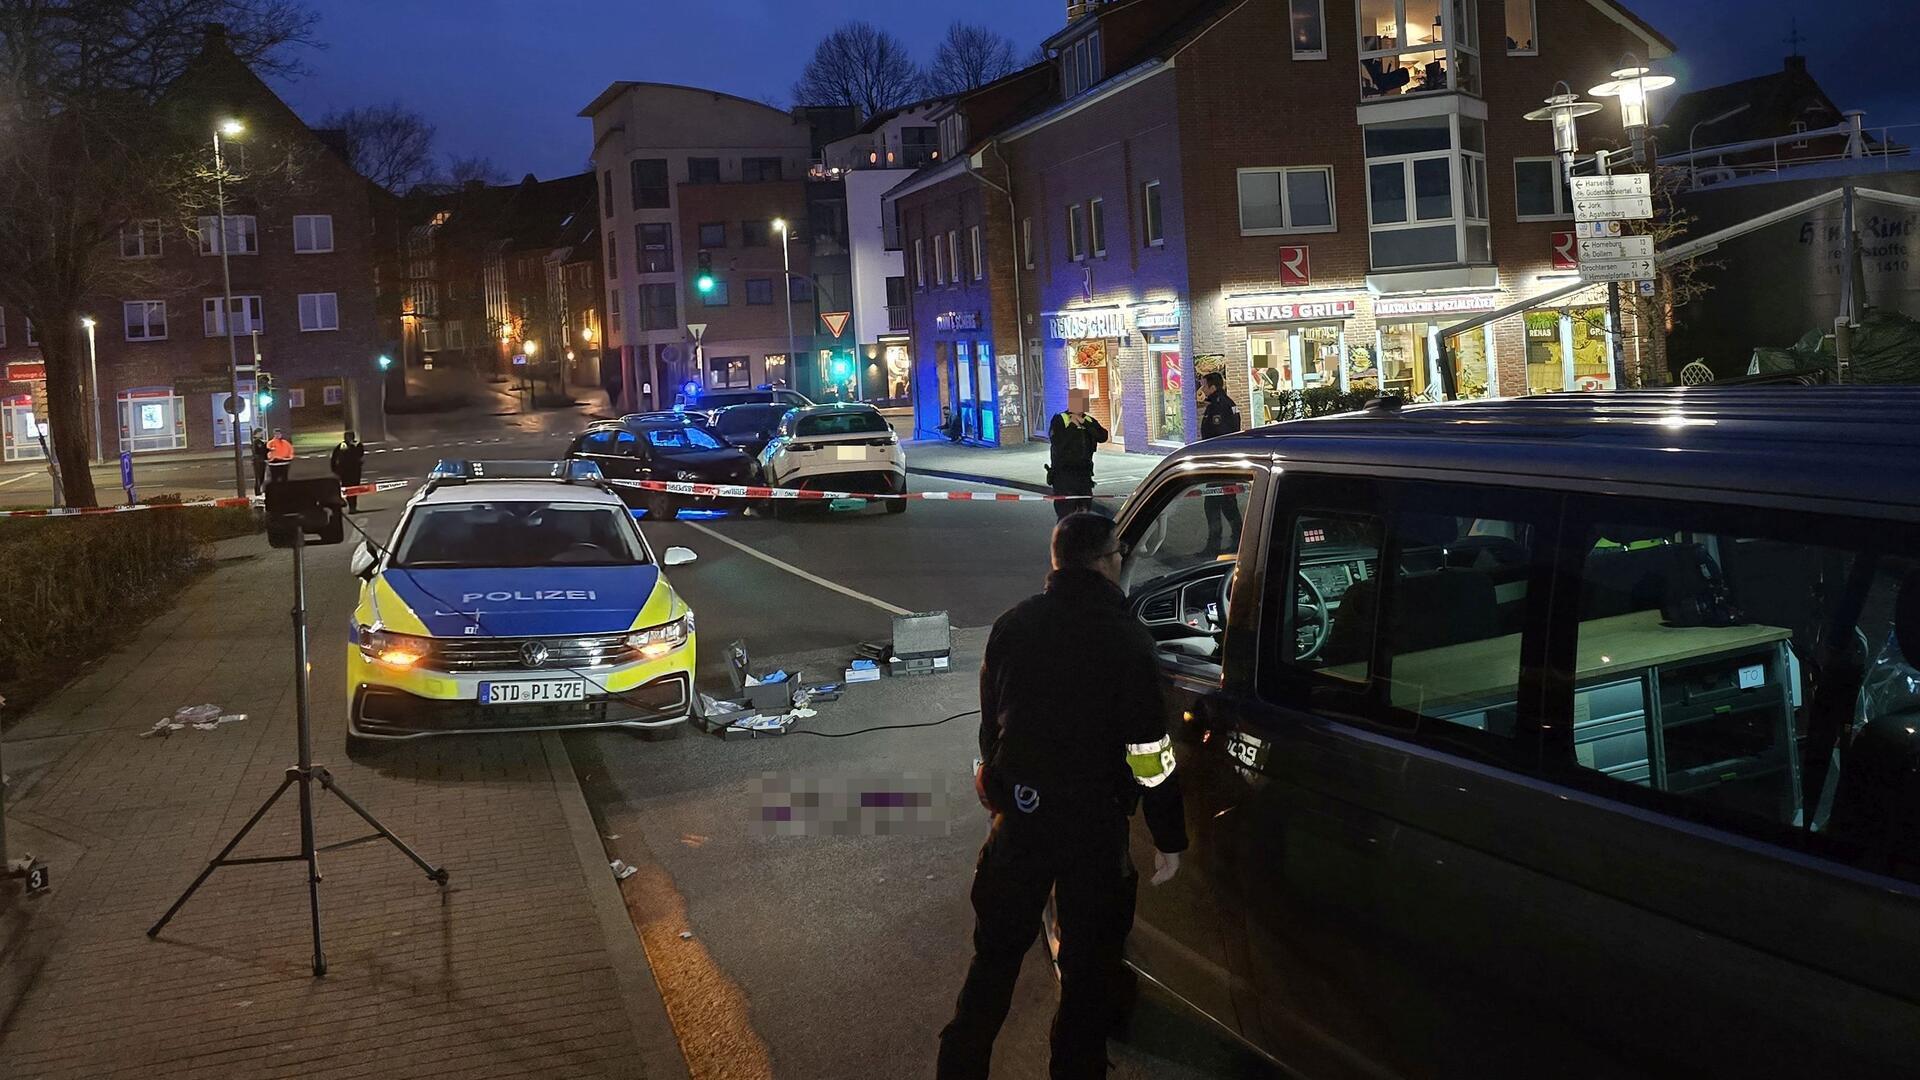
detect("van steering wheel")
(1295, 571), (1330, 661)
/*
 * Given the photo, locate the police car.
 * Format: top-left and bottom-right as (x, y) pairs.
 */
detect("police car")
(345, 460), (699, 749)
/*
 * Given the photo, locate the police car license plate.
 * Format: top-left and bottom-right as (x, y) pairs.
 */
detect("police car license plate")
(480, 679), (586, 705)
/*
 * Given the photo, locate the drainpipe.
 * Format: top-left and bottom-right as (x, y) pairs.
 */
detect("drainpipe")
(979, 141), (1029, 441)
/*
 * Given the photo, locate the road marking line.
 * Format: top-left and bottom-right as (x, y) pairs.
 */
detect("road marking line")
(681, 521), (912, 616)
(0, 471), (36, 488)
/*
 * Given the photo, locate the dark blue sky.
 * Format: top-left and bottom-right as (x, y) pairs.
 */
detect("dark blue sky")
(278, 1), (1915, 181)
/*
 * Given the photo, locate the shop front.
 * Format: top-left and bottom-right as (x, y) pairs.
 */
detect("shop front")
(1, 393), (45, 462)
(1372, 293), (1501, 400)
(1523, 304), (1614, 394)
(1045, 308), (1128, 449)
(871, 336), (913, 408)
(118, 387), (189, 453)
(1226, 295), (1359, 426)
(922, 311), (998, 443)
(1134, 303), (1187, 447)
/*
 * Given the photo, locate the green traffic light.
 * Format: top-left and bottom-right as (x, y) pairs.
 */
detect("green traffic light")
(377, 354), (393, 371)
(258, 393), (275, 409)
(696, 273), (715, 294)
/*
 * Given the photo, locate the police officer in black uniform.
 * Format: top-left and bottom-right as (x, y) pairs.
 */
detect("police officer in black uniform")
(1046, 389), (1107, 520)
(937, 512), (1188, 1080)
(1198, 371), (1243, 554)
(329, 429), (366, 512)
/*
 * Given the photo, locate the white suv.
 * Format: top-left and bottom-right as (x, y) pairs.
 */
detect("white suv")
(759, 404), (906, 513)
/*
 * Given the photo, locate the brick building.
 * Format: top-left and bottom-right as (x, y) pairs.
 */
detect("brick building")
(889, 0), (1675, 451)
(3, 25), (382, 463)
(674, 179), (813, 392)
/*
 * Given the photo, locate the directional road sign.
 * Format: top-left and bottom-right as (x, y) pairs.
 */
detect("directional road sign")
(1575, 194), (1653, 222)
(1579, 257), (1657, 283)
(1570, 173), (1651, 200)
(1577, 235), (1655, 261)
(1576, 220), (1624, 238)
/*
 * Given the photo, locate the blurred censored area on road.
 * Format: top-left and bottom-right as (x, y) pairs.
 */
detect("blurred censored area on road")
(752, 771), (950, 838)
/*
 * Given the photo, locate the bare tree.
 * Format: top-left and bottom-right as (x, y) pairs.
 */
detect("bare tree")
(923, 22), (1018, 96)
(792, 20), (921, 120)
(320, 102), (436, 193)
(433, 154), (510, 191)
(1624, 166), (1719, 386)
(0, 2), (318, 506)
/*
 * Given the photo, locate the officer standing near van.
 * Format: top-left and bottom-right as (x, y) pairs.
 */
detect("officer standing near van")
(249, 428), (269, 495)
(329, 429), (366, 512)
(937, 512), (1187, 1080)
(1198, 372), (1243, 554)
(266, 428), (294, 487)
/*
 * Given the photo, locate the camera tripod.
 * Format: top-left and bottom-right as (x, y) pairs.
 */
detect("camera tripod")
(148, 516), (447, 977)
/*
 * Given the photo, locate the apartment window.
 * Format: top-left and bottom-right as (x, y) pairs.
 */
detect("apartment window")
(698, 222), (727, 249)
(969, 225), (984, 280)
(790, 276), (814, 303)
(934, 233), (947, 285)
(742, 157), (783, 182)
(746, 277), (774, 305)
(1291, 0), (1327, 59)
(688, 157), (722, 184)
(947, 229), (961, 284)
(940, 114), (966, 160)
(446, 320), (466, 350)
(1238, 166), (1335, 235)
(1068, 204), (1087, 261)
(631, 159), (669, 209)
(324, 385), (344, 406)
(602, 169), (614, 217)
(742, 220), (770, 247)
(293, 214), (334, 253)
(287, 387), (307, 408)
(197, 214), (257, 255)
(202, 295), (264, 336)
(421, 323), (444, 352)
(1506, 0), (1537, 53)
(709, 355), (750, 388)
(1022, 216), (1035, 268)
(608, 234), (619, 277)
(1358, 0), (1480, 98)
(24, 319), (35, 346)
(609, 289), (622, 331)
(119, 219), (162, 258)
(1365, 114), (1489, 269)
(298, 292), (340, 332)
(640, 283), (678, 331)
(914, 238), (927, 288)
(886, 276), (909, 330)
(1063, 31), (1102, 97)
(639, 223), (673, 272)
(701, 278), (731, 306)
(123, 300), (167, 341)
(1143, 181), (1164, 246)
(1790, 120), (1810, 149)
(1514, 157), (1572, 220)
(1089, 199), (1107, 257)
(0, 308), (8, 347)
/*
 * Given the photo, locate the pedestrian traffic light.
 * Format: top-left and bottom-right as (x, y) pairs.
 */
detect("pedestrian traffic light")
(257, 372), (275, 410)
(695, 250), (715, 295)
(376, 354), (392, 371)
(830, 354), (853, 380)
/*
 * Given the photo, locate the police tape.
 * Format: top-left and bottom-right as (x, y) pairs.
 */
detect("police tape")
(0, 480), (411, 520)
(610, 478), (1063, 502)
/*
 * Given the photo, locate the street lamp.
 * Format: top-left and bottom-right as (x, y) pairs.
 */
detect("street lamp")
(1522, 82), (1603, 175)
(212, 117), (247, 498)
(581, 326), (595, 344)
(80, 316), (101, 461)
(1589, 63), (1675, 161)
(773, 217), (797, 391)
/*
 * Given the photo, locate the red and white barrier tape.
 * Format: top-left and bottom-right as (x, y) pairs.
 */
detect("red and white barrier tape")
(0, 480), (409, 520)
(601, 479), (1241, 503)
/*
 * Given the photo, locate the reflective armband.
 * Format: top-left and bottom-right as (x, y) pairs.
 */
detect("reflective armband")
(1126, 736), (1176, 789)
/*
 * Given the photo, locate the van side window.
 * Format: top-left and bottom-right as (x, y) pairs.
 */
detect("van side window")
(1286, 512), (1384, 682)
(1121, 474), (1255, 677)
(1563, 498), (1920, 884)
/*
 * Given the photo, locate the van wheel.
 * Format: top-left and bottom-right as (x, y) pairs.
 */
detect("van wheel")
(646, 493), (678, 521)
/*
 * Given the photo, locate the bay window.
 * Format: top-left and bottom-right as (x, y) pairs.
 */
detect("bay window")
(1364, 114), (1491, 270)
(1357, 0), (1479, 99)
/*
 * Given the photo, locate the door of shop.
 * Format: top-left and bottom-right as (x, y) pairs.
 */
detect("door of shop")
(1525, 307), (1613, 394)
(210, 384), (255, 448)
(1068, 340), (1119, 448)
(2, 395), (44, 462)
(973, 340), (996, 443)
(954, 341), (976, 438)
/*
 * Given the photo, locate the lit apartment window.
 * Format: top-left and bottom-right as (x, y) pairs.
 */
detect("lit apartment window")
(293, 214), (334, 253)
(120, 219), (162, 258)
(1143, 181), (1164, 246)
(197, 214), (257, 255)
(1506, 0), (1537, 54)
(202, 295), (264, 336)
(1513, 157), (1572, 220)
(1291, 0), (1327, 59)
(1068, 204), (1086, 261)
(123, 300), (167, 341)
(1238, 167), (1336, 235)
(1089, 198), (1106, 256)
(298, 292), (340, 332)
(1358, 0), (1480, 99)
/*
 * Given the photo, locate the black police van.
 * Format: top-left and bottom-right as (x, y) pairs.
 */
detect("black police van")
(1105, 389), (1919, 1078)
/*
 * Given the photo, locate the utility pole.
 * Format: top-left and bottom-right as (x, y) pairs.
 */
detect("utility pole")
(214, 120), (248, 498)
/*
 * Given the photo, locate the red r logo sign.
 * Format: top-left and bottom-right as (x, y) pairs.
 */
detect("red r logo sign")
(1551, 231), (1577, 270)
(1278, 246), (1311, 287)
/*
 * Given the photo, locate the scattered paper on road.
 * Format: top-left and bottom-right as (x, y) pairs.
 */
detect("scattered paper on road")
(140, 704), (246, 737)
(609, 859), (638, 881)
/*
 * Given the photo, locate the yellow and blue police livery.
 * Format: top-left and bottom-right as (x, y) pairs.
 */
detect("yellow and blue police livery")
(346, 460), (699, 748)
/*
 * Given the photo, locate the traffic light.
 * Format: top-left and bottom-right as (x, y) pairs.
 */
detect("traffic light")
(829, 354), (853, 380)
(376, 354), (393, 371)
(695, 250), (715, 295)
(256, 372), (275, 410)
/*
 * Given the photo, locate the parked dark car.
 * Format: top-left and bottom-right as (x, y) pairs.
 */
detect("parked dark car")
(709, 403), (791, 461)
(621, 410), (707, 427)
(1085, 389), (1920, 1079)
(676, 386), (811, 424)
(566, 419), (753, 520)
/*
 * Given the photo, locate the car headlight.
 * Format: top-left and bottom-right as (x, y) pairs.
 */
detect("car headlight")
(357, 626), (431, 669)
(627, 614), (692, 660)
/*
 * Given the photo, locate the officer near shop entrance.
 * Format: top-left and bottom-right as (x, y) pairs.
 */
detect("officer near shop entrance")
(1045, 388), (1107, 520)
(936, 512), (1187, 1080)
(1198, 371), (1243, 554)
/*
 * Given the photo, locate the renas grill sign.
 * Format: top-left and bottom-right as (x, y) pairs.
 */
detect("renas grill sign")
(1225, 298), (1356, 326)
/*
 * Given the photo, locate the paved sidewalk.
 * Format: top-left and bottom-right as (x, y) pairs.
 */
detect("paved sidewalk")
(905, 438), (1168, 498)
(0, 524), (685, 1079)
